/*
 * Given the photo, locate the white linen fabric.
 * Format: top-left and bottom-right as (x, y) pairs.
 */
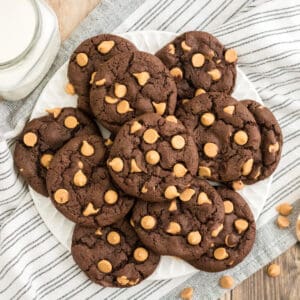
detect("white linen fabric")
(0, 0), (299, 299)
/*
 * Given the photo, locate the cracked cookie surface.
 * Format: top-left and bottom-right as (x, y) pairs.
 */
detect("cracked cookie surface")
(107, 113), (199, 202)
(131, 178), (224, 260)
(156, 31), (237, 100)
(176, 92), (261, 182)
(188, 187), (256, 272)
(14, 107), (99, 196)
(71, 219), (160, 287)
(90, 51), (177, 134)
(46, 135), (134, 226)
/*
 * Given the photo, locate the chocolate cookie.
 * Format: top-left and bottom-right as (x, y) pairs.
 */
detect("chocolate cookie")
(176, 92), (261, 182)
(107, 113), (199, 202)
(67, 34), (137, 114)
(46, 135), (134, 227)
(14, 107), (99, 196)
(188, 187), (256, 272)
(131, 178), (224, 260)
(71, 219), (160, 287)
(156, 31), (237, 100)
(90, 51), (177, 134)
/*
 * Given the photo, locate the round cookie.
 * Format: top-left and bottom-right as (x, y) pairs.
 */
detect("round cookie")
(71, 219), (160, 287)
(46, 135), (134, 227)
(67, 34), (137, 113)
(14, 107), (99, 196)
(131, 178), (225, 260)
(90, 51), (177, 134)
(188, 187), (256, 272)
(156, 31), (237, 100)
(176, 92), (261, 182)
(107, 113), (199, 202)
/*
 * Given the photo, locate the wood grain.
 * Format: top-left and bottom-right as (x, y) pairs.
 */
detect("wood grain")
(45, 1), (299, 299)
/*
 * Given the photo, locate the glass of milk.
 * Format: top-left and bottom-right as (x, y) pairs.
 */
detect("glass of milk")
(0, 0), (60, 101)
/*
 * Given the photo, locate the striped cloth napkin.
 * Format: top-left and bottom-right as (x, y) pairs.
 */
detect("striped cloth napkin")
(1, 0), (299, 299)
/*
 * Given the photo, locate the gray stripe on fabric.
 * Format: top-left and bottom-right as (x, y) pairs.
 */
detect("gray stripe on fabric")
(139, 280), (172, 300)
(86, 287), (105, 300)
(60, 279), (92, 300)
(0, 174), (19, 191)
(284, 132), (300, 144)
(273, 160), (300, 184)
(0, 168), (13, 180)
(223, 0), (252, 24)
(0, 183), (28, 206)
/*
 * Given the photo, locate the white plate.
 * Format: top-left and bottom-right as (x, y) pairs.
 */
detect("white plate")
(30, 30), (272, 280)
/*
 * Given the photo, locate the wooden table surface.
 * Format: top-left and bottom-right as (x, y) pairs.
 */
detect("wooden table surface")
(46, 1), (299, 299)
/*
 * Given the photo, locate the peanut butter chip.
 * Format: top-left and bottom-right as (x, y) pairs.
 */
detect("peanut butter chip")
(105, 138), (113, 146)
(164, 186), (180, 199)
(219, 275), (234, 289)
(165, 115), (178, 123)
(277, 215), (290, 228)
(225, 48), (238, 63)
(208, 69), (222, 81)
(166, 221), (181, 235)
(192, 53), (205, 67)
(242, 158), (254, 176)
(181, 40), (192, 51)
(173, 163), (188, 178)
(130, 121), (142, 134)
(107, 231), (121, 245)
(23, 132), (38, 147)
(171, 135), (185, 150)
(269, 142), (279, 153)
(145, 150), (160, 165)
(187, 231), (202, 245)
(195, 88), (206, 96)
(224, 200), (234, 214)
(76, 53), (88, 67)
(234, 219), (249, 234)
(97, 40), (115, 54)
(168, 43), (175, 55)
(83, 202), (99, 216)
(117, 100), (133, 114)
(197, 192), (212, 205)
(223, 105), (235, 115)
(130, 218), (135, 227)
(133, 72), (150, 86)
(90, 72), (96, 84)
(152, 102), (166, 115)
(97, 259), (112, 273)
(141, 185), (148, 194)
(180, 287), (193, 300)
(141, 215), (156, 230)
(211, 224), (224, 237)
(64, 116), (79, 129)
(117, 276), (129, 286)
(95, 228), (102, 235)
(95, 78), (106, 86)
(170, 67), (183, 79)
(65, 83), (75, 95)
(214, 247), (229, 260)
(267, 263), (280, 277)
(104, 190), (118, 204)
(198, 166), (211, 177)
(234, 130), (248, 145)
(40, 154), (53, 169)
(129, 278), (139, 286)
(130, 159), (142, 173)
(134, 247), (149, 262)
(108, 157), (124, 172)
(201, 113), (215, 126)
(203, 142), (218, 158)
(73, 170), (87, 187)
(143, 128), (160, 144)
(46, 107), (62, 118)
(179, 188), (195, 202)
(182, 99), (190, 104)
(104, 96), (118, 104)
(232, 180), (244, 191)
(276, 203), (293, 216)
(80, 141), (94, 157)
(114, 83), (127, 98)
(54, 189), (69, 204)
(168, 200), (177, 212)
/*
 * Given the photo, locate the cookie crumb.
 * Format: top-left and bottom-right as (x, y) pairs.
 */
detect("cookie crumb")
(219, 275), (234, 289)
(267, 263), (280, 277)
(180, 287), (193, 300)
(276, 215), (290, 229)
(276, 203), (293, 216)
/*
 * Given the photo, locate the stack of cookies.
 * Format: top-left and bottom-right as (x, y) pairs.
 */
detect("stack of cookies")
(14, 31), (283, 288)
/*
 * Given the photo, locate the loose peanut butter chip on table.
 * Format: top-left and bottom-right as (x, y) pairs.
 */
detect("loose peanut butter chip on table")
(143, 128), (160, 144)
(224, 200), (234, 214)
(130, 121), (142, 134)
(104, 190), (118, 204)
(170, 67), (183, 79)
(40, 154), (53, 169)
(195, 88), (206, 96)
(276, 203), (293, 216)
(134, 247), (149, 262)
(141, 215), (156, 230)
(267, 263), (280, 277)
(242, 158), (254, 176)
(97, 40), (115, 54)
(181, 40), (192, 52)
(107, 231), (121, 245)
(187, 231), (202, 245)
(198, 166), (211, 178)
(164, 186), (180, 199)
(46, 107), (62, 118)
(108, 157), (124, 172)
(203, 142), (218, 158)
(225, 48), (238, 63)
(80, 141), (94, 156)
(234, 130), (248, 145)
(83, 202), (99, 216)
(145, 150), (160, 165)
(76, 53), (89, 67)
(64, 116), (79, 129)
(192, 53), (205, 67)
(95, 78), (106, 86)
(201, 113), (215, 126)
(133, 71), (150, 86)
(105, 96), (118, 104)
(117, 100), (133, 114)
(208, 69), (222, 81)
(54, 189), (69, 204)
(214, 247), (229, 260)
(234, 219), (249, 234)
(65, 83), (75, 95)
(219, 275), (234, 289)
(198, 192), (212, 205)
(173, 163), (188, 177)
(171, 135), (185, 150)
(97, 259), (112, 273)
(223, 105), (235, 115)
(179, 188), (195, 202)
(180, 287), (193, 300)
(114, 83), (127, 98)
(277, 215), (290, 228)
(73, 169), (87, 187)
(23, 132), (38, 147)
(152, 102), (166, 115)
(166, 222), (181, 235)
